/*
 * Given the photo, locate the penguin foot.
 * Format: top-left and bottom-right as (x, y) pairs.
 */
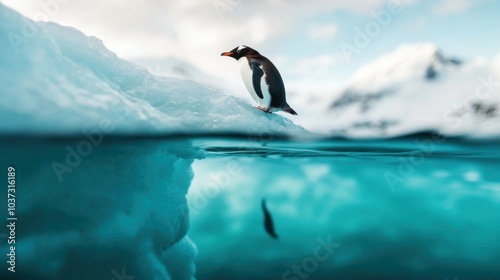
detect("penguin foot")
(256, 106), (270, 113)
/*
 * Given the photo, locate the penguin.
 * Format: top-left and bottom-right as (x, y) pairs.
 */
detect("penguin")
(221, 45), (297, 115)
(261, 198), (278, 239)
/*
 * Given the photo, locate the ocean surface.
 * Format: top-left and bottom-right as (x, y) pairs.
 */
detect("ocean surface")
(1, 133), (499, 280)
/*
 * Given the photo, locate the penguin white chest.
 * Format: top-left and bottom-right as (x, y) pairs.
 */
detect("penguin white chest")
(238, 57), (272, 109)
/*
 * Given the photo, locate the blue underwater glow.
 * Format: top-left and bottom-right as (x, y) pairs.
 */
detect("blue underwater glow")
(187, 136), (500, 280)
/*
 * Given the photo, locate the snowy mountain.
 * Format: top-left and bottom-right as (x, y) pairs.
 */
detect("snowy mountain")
(331, 43), (462, 113)
(327, 43), (500, 138)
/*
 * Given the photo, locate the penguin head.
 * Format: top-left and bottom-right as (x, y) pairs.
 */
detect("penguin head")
(221, 45), (259, 60)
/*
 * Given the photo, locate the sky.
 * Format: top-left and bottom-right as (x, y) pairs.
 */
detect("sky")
(3, 0), (500, 97)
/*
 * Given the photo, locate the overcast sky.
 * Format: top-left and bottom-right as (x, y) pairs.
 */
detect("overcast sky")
(3, 0), (500, 94)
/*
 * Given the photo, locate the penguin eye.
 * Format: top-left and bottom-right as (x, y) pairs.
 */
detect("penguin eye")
(236, 45), (246, 53)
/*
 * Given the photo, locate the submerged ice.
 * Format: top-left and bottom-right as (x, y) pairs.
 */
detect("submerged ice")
(1, 139), (199, 280)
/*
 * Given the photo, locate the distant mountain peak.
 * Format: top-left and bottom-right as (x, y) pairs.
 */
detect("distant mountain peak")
(346, 42), (461, 89)
(331, 43), (462, 112)
(327, 42), (500, 138)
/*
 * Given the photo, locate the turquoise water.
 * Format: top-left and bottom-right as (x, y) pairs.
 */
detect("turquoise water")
(187, 135), (500, 280)
(1, 134), (499, 279)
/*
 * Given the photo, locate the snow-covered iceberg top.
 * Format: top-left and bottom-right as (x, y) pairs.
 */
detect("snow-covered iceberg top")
(0, 4), (306, 136)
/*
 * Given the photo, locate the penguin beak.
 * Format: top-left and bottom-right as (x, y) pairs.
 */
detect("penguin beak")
(221, 52), (233, 57)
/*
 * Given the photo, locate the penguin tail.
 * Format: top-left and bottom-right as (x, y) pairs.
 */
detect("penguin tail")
(283, 105), (298, 115)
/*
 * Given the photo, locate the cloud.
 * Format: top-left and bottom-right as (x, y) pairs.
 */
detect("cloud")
(291, 54), (337, 77)
(433, 0), (477, 15)
(1, 0), (418, 85)
(308, 23), (338, 40)
(410, 16), (428, 33)
(1, 0), (416, 53)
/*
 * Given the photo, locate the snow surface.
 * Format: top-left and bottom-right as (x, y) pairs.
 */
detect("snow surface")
(0, 4), (306, 136)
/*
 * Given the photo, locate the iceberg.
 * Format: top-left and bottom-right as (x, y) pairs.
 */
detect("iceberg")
(0, 4), (306, 136)
(0, 3), (306, 280)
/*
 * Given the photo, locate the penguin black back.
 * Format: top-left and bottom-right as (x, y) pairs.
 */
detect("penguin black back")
(248, 54), (288, 111)
(262, 198), (278, 239)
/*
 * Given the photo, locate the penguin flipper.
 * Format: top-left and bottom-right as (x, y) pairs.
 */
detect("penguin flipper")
(250, 62), (264, 99)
